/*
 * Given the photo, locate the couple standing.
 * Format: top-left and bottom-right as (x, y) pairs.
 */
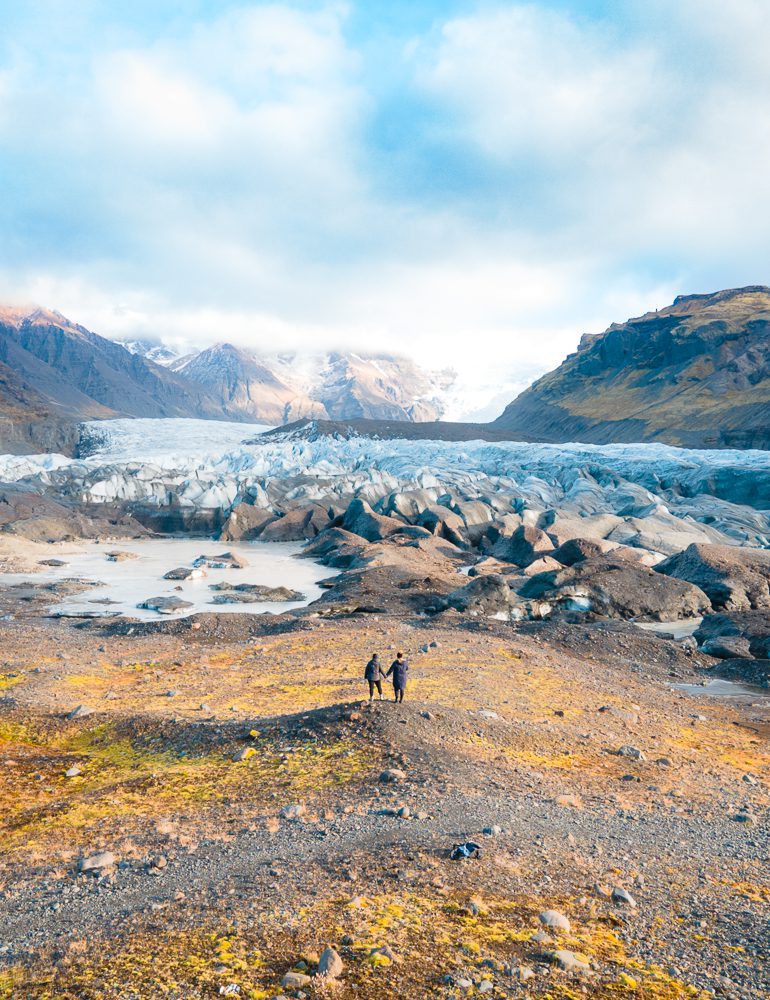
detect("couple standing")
(365, 651), (409, 703)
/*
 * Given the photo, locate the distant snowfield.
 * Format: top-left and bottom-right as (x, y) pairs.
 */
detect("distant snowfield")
(0, 417), (769, 513)
(79, 418), (273, 464)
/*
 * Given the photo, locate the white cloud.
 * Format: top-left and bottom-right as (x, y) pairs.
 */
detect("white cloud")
(1, 1), (770, 420)
(414, 7), (662, 162)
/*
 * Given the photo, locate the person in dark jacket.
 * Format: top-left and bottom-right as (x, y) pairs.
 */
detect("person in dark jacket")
(364, 653), (386, 701)
(386, 651), (409, 703)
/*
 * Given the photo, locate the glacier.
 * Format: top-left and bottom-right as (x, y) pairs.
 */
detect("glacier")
(1, 418), (769, 546)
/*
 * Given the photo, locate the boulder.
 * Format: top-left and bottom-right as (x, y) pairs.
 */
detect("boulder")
(342, 498), (404, 542)
(485, 513), (523, 545)
(542, 512), (623, 547)
(138, 596), (194, 614)
(492, 525), (554, 567)
(317, 947), (344, 979)
(261, 505), (330, 542)
(219, 504), (276, 541)
(694, 610), (770, 658)
(521, 555), (711, 621)
(302, 528), (372, 569)
(379, 488), (438, 519)
(209, 584), (304, 604)
(656, 543), (770, 610)
(417, 505), (468, 547)
(701, 635), (752, 659)
(551, 537), (618, 566)
(106, 550), (137, 562)
(522, 556), (564, 576)
(163, 566), (206, 581)
(445, 574), (511, 614)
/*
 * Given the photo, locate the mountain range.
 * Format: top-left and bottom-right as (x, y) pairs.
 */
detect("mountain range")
(0, 306), (455, 453)
(494, 285), (770, 449)
(2, 285), (770, 455)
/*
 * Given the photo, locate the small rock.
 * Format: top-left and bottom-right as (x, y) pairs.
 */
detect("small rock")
(64, 766), (81, 778)
(281, 971), (311, 988)
(732, 811), (756, 824)
(515, 966), (535, 982)
(317, 947), (344, 979)
(67, 705), (93, 720)
(612, 887), (637, 907)
(79, 851), (116, 876)
(616, 745), (646, 761)
(555, 793), (582, 809)
(483, 824), (502, 836)
(281, 803), (306, 820)
(379, 768), (406, 783)
(478, 981), (494, 993)
(232, 747), (256, 762)
(550, 949), (592, 974)
(539, 909), (571, 933)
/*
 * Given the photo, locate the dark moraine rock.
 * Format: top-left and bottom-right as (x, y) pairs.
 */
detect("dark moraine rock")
(657, 543), (770, 611)
(521, 555), (711, 621)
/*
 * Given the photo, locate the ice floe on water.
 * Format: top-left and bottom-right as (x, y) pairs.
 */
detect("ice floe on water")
(0, 538), (328, 620)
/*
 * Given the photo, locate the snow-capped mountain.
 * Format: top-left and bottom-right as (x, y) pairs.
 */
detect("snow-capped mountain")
(164, 342), (456, 425)
(117, 339), (182, 367)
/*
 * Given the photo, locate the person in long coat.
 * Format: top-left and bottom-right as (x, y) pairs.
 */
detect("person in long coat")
(386, 651), (409, 703)
(364, 653), (386, 701)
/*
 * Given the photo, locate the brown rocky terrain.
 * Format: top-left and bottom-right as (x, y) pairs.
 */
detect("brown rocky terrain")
(0, 506), (768, 999)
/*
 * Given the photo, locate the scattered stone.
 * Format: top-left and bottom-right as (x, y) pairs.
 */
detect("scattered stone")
(549, 949), (592, 974)
(64, 766), (81, 778)
(106, 550), (138, 562)
(281, 803), (306, 820)
(612, 887), (637, 907)
(514, 966), (535, 982)
(370, 944), (396, 963)
(232, 747), (256, 762)
(379, 768), (406, 783)
(555, 793), (583, 809)
(78, 851), (116, 876)
(281, 971), (312, 989)
(137, 596), (194, 614)
(67, 705), (93, 720)
(163, 566), (206, 581)
(616, 745), (646, 761)
(539, 910), (571, 933)
(483, 824), (502, 836)
(317, 947), (344, 979)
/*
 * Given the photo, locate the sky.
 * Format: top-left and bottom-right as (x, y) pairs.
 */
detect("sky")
(1, 0), (770, 419)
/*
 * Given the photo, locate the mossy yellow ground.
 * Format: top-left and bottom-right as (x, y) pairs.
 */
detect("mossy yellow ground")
(3, 891), (711, 999)
(0, 719), (375, 866)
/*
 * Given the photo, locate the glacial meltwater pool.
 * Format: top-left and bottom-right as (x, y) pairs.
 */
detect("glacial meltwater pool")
(0, 539), (329, 620)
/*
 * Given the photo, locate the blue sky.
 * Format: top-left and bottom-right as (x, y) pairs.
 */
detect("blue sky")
(1, 0), (769, 418)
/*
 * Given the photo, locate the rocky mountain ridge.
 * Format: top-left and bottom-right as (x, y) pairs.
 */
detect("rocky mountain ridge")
(494, 286), (770, 449)
(0, 307), (457, 452)
(164, 342), (454, 424)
